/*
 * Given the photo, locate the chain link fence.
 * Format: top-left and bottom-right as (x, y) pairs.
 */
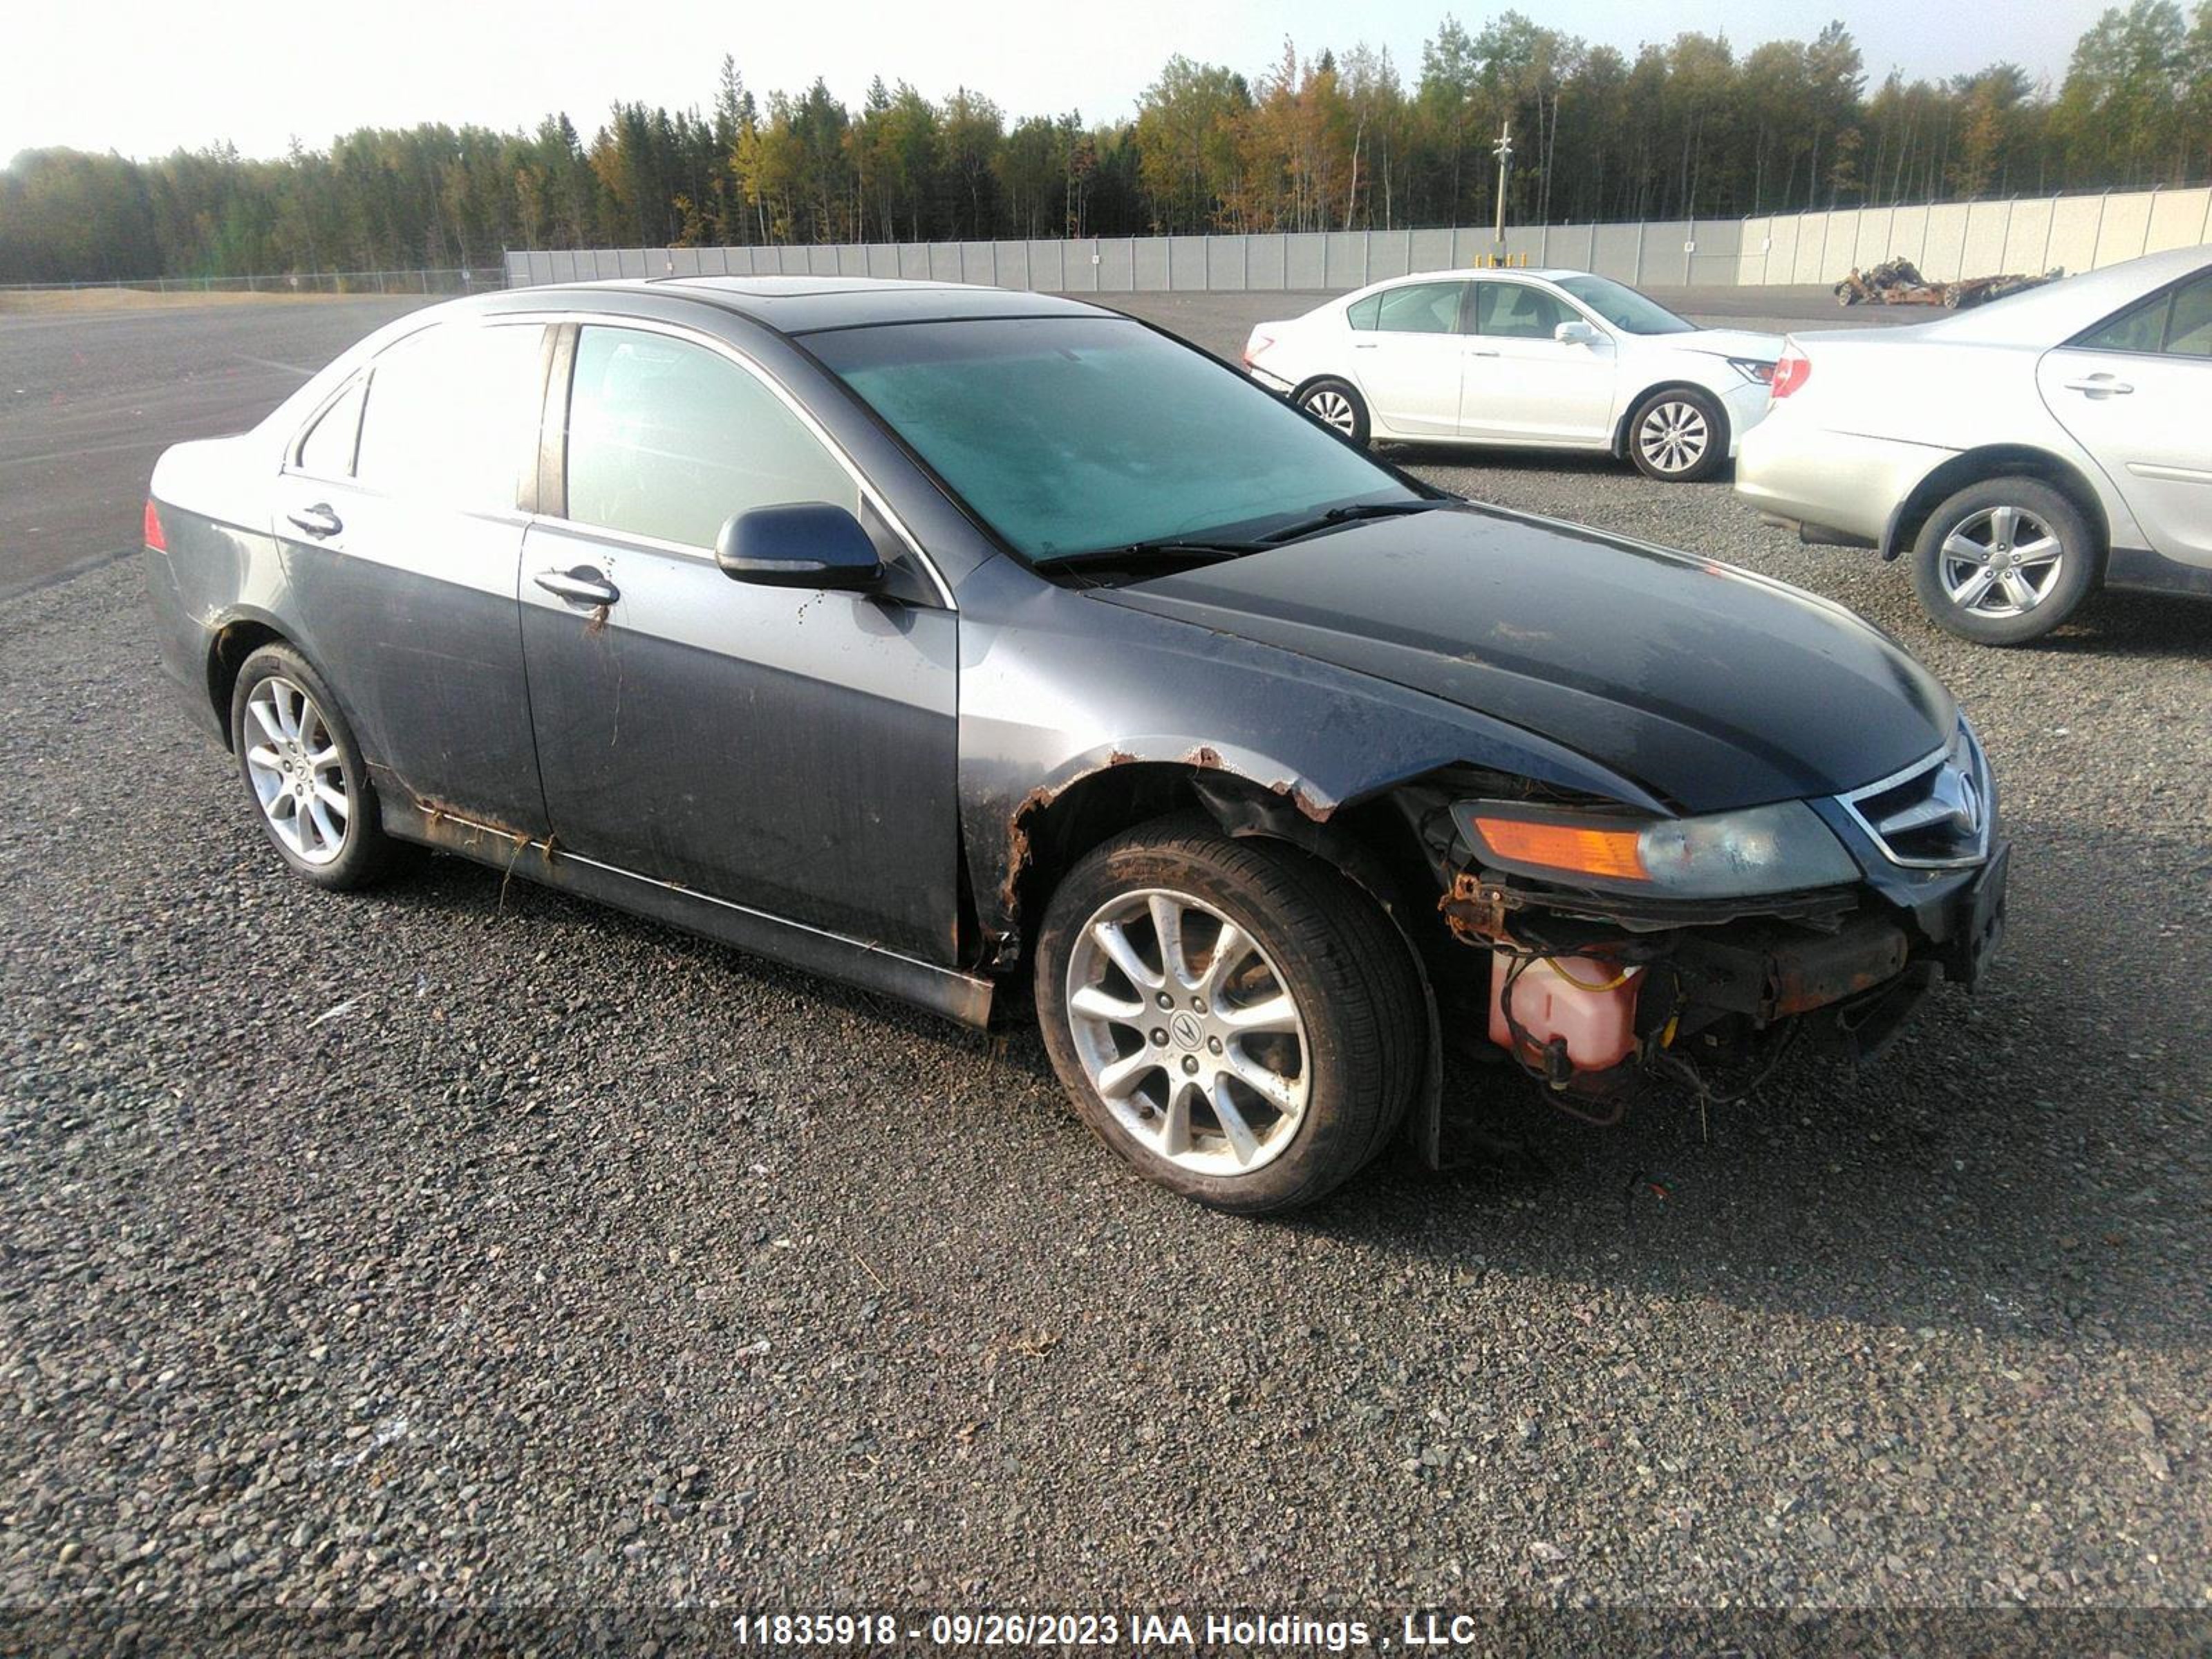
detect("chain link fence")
(0, 268), (507, 297)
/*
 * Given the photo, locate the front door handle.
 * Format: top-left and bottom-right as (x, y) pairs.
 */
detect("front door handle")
(286, 504), (343, 538)
(534, 567), (621, 606)
(2063, 375), (2134, 396)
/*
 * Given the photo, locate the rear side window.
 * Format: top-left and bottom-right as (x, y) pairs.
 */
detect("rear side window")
(1347, 294), (1381, 330)
(1477, 283), (1577, 340)
(563, 326), (856, 549)
(1373, 282), (1468, 335)
(2163, 273), (2212, 357)
(354, 322), (547, 512)
(2075, 273), (2212, 357)
(294, 378), (365, 478)
(2077, 295), (2170, 355)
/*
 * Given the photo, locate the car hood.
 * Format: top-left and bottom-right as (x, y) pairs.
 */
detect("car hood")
(1658, 326), (1784, 362)
(1087, 506), (1956, 814)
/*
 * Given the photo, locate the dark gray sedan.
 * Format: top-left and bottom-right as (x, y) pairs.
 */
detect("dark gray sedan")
(144, 277), (2007, 1212)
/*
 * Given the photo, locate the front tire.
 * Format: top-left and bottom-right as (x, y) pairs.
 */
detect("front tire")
(1909, 478), (2097, 645)
(1627, 386), (1727, 482)
(1297, 378), (1371, 447)
(229, 643), (395, 890)
(1034, 818), (1422, 1215)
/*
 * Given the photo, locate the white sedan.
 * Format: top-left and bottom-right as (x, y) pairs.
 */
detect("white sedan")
(1242, 270), (1782, 482)
(1736, 245), (2212, 644)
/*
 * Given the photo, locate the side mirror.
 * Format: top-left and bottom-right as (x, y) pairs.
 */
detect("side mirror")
(715, 502), (882, 590)
(1554, 320), (1597, 346)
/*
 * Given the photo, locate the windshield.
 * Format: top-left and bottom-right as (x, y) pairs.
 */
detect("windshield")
(1554, 274), (1696, 335)
(810, 316), (1416, 562)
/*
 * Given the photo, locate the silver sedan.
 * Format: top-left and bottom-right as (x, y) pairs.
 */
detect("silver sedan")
(1736, 245), (2212, 644)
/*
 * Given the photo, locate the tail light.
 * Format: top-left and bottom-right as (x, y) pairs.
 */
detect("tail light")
(143, 498), (167, 552)
(1242, 332), (1274, 366)
(1770, 350), (1811, 400)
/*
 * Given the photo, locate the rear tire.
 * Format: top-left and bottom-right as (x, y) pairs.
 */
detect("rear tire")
(1033, 818), (1422, 1215)
(1909, 477), (2097, 646)
(1627, 386), (1727, 482)
(229, 644), (395, 891)
(1297, 378), (1371, 447)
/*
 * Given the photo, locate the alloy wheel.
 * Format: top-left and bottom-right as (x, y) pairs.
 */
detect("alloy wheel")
(243, 675), (350, 865)
(1936, 504), (2065, 617)
(1303, 388), (1358, 436)
(1063, 887), (1310, 1177)
(1637, 400), (1709, 475)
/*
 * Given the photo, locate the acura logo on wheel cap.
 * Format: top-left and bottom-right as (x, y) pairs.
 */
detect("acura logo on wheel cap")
(1170, 1013), (1203, 1050)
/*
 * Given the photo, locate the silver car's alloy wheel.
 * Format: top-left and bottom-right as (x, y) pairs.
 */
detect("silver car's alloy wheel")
(1303, 388), (1358, 436)
(243, 675), (350, 865)
(1063, 887), (1311, 1178)
(1937, 504), (2065, 617)
(1637, 400), (1709, 475)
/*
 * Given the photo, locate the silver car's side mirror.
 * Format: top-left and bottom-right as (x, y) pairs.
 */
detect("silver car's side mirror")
(1554, 320), (1597, 346)
(714, 503), (883, 591)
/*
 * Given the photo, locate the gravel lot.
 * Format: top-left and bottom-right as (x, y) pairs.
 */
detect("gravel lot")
(1, 285), (2207, 1638)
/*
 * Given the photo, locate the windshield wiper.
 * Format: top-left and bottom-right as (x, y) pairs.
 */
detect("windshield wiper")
(1045, 537), (1264, 575)
(1260, 498), (1452, 544)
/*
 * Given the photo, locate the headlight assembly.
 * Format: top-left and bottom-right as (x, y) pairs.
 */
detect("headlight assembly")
(1452, 798), (1858, 899)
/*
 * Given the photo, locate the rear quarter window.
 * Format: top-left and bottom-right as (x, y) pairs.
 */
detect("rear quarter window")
(1347, 294), (1381, 330)
(292, 377), (365, 478)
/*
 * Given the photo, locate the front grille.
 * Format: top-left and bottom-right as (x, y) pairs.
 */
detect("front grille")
(1839, 724), (1993, 868)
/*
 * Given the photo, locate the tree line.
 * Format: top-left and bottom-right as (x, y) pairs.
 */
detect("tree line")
(4, 3), (2209, 284)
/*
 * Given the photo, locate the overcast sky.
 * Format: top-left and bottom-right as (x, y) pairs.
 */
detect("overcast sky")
(8, 0), (2108, 164)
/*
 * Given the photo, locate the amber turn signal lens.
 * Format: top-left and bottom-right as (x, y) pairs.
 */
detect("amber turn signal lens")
(1472, 816), (1649, 881)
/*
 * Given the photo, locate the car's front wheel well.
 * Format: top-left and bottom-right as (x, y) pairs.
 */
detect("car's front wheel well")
(1885, 447), (2110, 568)
(207, 620), (288, 751)
(1004, 764), (1438, 972)
(1611, 379), (1730, 460)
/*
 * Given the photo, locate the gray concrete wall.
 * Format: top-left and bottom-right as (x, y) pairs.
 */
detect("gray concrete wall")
(506, 186), (2212, 292)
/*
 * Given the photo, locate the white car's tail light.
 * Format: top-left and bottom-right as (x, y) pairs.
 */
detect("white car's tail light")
(1242, 332), (1275, 366)
(1770, 349), (1811, 400)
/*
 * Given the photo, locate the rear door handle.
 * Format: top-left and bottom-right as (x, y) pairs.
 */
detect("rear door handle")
(534, 567), (621, 606)
(286, 504), (343, 538)
(2063, 376), (2133, 396)
(1352, 341), (1378, 350)
(1468, 348), (1500, 357)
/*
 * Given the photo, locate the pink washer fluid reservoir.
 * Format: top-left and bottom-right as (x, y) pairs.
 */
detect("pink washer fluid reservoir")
(1488, 953), (1643, 1075)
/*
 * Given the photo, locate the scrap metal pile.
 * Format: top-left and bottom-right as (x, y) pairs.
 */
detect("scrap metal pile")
(1835, 256), (2064, 310)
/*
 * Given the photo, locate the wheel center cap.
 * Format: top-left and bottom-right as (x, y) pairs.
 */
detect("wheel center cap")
(1169, 1012), (1204, 1051)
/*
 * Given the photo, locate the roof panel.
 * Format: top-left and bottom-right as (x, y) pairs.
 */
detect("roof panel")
(543, 274), (1108, 333)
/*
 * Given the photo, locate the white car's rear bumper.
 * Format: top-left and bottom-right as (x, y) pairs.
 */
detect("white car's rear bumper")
(1735, 422), (1955, 547)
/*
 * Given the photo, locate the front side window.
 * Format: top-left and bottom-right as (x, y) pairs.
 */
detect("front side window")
(1477, 283), (1577, 340)
(354, 322), (546, 512)
(1553, 274), (1695, 335)
(1373, 281), (1468, 335)
(294, 377), (365, 478)
(812, 315), (1416, 563)
(564, 326), (856, 549)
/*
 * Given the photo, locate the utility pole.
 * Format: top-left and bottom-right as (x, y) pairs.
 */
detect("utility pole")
(1492, 119), (1514, 259)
